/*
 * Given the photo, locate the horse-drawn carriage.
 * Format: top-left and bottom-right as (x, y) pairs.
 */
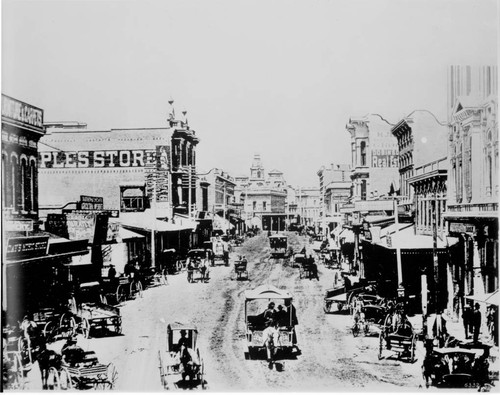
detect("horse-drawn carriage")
(422, 345), (492, 389)
(244, 285), (297, 360)
(269, 235), (288, 264)
(323, 282), (379, 314)
(232, 255), (249, 281)
(41, 340), (117, 390)
(61, 282), (122, 338)
(378, 312), (418, 363)
(158, 322), (206, 390)
(186, 249), (210, 283)
(204, 239), (229, 266)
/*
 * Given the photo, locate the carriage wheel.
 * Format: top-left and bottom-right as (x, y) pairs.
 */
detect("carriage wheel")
(136, 281), (143, 297)
(58, 367), (73, 390)
(378, 331), (384, 360)
(116, 284), (127, 303)
(43, 321), (56, 341)
(352, 323), (359, 337)
(47, 367), (60, 390)
(80, 318), (91, 339)
(410, 335), (416, 363)
(95, 363), (117, 390)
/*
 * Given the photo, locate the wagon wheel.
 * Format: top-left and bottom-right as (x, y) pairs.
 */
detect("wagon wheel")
(43, 320), (57, 341)
(47, 366), (60, 390)
(80, 318), (91, 339)
(378, 330), (384, 360)
(18, 336), (32, 367)
(116, 284), (128, 303)
(58, 367), (73, 390)
(410, 335), (416, 363)
(352, 323), (359, 337)
(196, 350), (205, 389)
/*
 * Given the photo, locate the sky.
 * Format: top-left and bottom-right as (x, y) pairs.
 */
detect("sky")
(2, 0), (498, 186)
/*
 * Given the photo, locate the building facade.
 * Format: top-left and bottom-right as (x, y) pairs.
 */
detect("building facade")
(346, 114), (399, 201)
(444, 65), (498, 315)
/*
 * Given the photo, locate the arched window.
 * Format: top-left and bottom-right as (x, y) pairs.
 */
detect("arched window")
(2, 152), (8, 208)
(20, 157), (28, 211)
(11, 155), (19, 211)
(361, 179), (367, 200)
(487, 155), (493, 196)
(360, 141), (366, 166)
(29, 159), (36, 212)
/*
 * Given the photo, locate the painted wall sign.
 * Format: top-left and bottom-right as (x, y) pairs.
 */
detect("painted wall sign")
(38, 149), (158, 169)
(78, 195), (104, 211)
(2, 95), (44, 130)
(371, 149), (398, 168)
(6, 236), (49, 260)
(4, 220), (34, 232)
(449, 222), (476, 235)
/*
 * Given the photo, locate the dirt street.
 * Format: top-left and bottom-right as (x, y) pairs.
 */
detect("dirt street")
(27, 232), (426, 391)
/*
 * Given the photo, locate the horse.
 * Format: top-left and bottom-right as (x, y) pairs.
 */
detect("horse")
(37, 344), (62, 390)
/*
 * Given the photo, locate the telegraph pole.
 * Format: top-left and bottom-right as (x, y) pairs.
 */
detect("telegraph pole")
(432, 194), (439, 314)
(152, 180), (156, 269)
(394, 196), (404, 297)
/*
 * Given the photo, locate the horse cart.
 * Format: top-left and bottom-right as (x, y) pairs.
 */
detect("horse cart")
(378, 314), (418, 363)
(422, 345), (492, 390)
(46, 348), (117, 390)
(186, 249), (210, 283)
(158, 322), (206, 390)
(61, 282), (122, 338)
(269, 235), (288, 264)
(206, 238), (229, 266)
(232, 256), (249, 281)
(244, 285), (297, 360)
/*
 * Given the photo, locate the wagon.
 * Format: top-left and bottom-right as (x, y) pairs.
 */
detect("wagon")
(422, 346), (491, 389)
(232, 256), (249, 281)
(56, 350), (117, 390)
(62, 282), (122, 338)
(209, 238), (230, 266)
(186, 249), (210, 283)
(244, 285), (297, 360)
(298, 258), (318, 279)
(378, 314), (417, 362)
(158, 322), (206, 390)
(269, 235), (288, 264)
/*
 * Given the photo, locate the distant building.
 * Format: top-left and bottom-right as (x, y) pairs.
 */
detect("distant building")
(346, 114), (399, 201)
(234, 154), (287, 231)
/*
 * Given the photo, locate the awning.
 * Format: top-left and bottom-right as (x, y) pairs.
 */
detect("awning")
(173, 214), (198, 230)
(465, 290), (499, 305)
(339, 228), (355, 243)
(213, 214), (234, 231)
(373, 225), (460, 249)
(120, 210), (195, 232)
(119, 227), (146, 241)
(331, 225), (343, 238)
(245, 285), (293, 300)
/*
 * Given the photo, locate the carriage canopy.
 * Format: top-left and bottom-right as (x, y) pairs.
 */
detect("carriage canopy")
(244, 285), (292, 301)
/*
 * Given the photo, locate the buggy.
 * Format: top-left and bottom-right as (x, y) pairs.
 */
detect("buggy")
(232, 256), (249, 281)
(158, 322), (206, 390)
(186, 249), (210, 283)
(269, 235), (288, 264)
(378, 313), (418, 363)
(244, 285), (297, 360)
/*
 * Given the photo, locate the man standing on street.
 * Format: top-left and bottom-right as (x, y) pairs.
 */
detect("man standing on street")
(463, 304), (473, 339)
(473, 303), (482, 343)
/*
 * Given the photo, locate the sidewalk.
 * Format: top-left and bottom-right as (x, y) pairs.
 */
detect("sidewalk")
(408, 312), (499, 368)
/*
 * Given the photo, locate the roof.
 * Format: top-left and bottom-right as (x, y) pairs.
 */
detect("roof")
(374, 224), (459, 249)
(245, 285), (292, 300)
(167, 322), (198, 332)
(119, 227), (146, 241)
(120, 210), (195, 232)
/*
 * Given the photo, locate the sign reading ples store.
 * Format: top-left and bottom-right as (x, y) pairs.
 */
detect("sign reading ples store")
(38, 149), (158, 168)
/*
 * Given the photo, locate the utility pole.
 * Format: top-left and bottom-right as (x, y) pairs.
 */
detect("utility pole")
(152, 179), (156, 269)
(394, 196), (404, 297)
(432, 194), (439, 314)
(188, 165), (192, 217)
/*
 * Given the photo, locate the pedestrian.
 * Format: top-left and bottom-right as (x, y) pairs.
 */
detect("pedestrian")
(108, 264), (117, 279)
(462, 304), (473, 339)
(472, 303), (482, 343)
(487, 305), (498, 345)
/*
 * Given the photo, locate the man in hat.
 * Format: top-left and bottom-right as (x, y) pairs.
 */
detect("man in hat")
(178, 329), (190, 350)
(463, 304), (473, 339)
(473, 303), (482, 343)
(263, 302), (276, 324)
